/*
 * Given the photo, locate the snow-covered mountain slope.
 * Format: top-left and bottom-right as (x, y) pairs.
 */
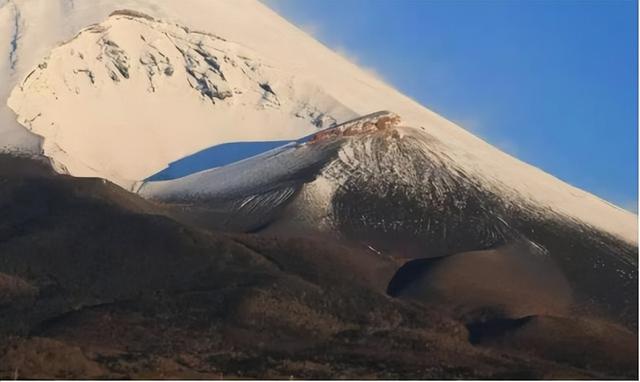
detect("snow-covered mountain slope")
(1, 0), (637, 245)
(6, 8), (355, 186)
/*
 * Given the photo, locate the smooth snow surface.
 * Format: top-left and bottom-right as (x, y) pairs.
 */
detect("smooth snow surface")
(1, 0), (637, 244)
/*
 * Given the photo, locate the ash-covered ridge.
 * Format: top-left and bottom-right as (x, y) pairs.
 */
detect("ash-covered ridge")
(141, 111), (637, 327)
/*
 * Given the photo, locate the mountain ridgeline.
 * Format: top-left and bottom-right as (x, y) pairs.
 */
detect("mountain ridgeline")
(0, 0), (637, 379)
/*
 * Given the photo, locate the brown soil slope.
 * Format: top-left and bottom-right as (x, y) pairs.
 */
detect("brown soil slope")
(0, 155), (635, 379)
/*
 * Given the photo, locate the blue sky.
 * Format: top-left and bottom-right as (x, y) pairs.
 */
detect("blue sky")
(265, 0), (638, 212)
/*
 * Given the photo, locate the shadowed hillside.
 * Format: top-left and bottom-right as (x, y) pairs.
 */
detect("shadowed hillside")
(0, 154), (636, 379)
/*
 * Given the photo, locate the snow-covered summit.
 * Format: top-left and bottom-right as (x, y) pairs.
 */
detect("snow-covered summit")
(7, 8), (354, 186)
(1, 0), (637, 244)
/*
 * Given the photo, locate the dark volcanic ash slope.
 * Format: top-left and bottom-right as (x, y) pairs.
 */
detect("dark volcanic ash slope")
(0, 153), (637, 379)
(141, 112), (638, 330)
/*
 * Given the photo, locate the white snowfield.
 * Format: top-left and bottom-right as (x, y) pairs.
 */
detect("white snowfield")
(1, 0), (637, 244)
